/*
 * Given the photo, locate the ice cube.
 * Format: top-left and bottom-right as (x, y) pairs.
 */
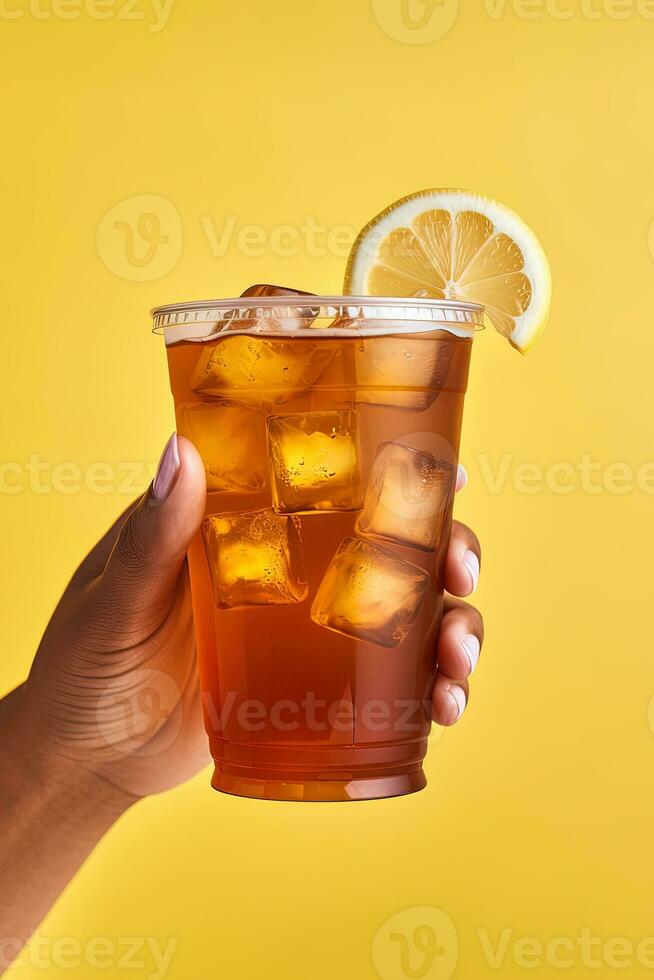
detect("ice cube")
(202, 509), (308, 608)
(267, 410), (363, 513)
(354, 335), (453, 410)
(357, 443), (454, 552)
(240, 283), (315, 303)
(216, 284), (318, 332)
(190, 335), (333, 406)
(241, 284), (314, 297)
(190, 283), (330, 406)
(239, 283), (320, 331)
(175, 402), (267, 494)
(310, 538), (429, 648)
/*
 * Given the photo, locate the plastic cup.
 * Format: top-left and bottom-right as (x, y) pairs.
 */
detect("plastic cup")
(153, 295), (482, 801)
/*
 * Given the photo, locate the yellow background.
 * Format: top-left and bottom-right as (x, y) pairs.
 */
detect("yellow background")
(1, 1), (652, 977)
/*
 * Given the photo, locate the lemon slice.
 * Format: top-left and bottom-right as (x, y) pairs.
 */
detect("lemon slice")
(344, 189), (551, 353)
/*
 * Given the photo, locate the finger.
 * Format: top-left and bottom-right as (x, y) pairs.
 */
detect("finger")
(432, 672), (469, 726)
(70, 499), (141, 587)
(455, 463), (467, 492)
(436, 599), (484, 679)
(444, 519), (481, 597)
(95, 434), (206, 640)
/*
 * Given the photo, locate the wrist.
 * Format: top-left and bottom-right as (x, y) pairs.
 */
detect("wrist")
(0, 685), (136, 959)
(1, 685), (137, 824)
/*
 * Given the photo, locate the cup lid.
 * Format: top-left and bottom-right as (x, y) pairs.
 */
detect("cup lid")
(151, 295), (485, 344)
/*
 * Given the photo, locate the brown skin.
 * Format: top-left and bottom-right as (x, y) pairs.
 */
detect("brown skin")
(0, 437), (483, 971)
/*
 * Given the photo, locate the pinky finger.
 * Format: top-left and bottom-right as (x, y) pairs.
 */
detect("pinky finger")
(432, 672), (469, 727)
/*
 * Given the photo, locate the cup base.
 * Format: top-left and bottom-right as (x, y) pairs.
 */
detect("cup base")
(211, 766), (426, 802)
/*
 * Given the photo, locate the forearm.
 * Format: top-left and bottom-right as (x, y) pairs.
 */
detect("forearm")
(0, 686), (135, 972)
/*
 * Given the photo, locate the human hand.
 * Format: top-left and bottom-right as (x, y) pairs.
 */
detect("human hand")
(9, 440), (482, 805)
(0, 434), (209, 964)
(431, 466), (484, 728)
(11, 434), (209, 801)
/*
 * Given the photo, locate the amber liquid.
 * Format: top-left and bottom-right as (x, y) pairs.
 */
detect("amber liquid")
(166, 329), (472, 801)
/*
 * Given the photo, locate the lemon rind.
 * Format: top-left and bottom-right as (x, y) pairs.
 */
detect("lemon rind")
(345, 188), (551, 354)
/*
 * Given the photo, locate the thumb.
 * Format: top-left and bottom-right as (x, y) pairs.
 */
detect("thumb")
(97, 434), (206, 639)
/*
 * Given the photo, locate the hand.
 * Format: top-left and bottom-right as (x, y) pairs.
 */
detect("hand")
(0, 438), (483, 967)
(0, 435), (209, 967)
(431, 466), (484, 728)
(11, 434), (209, 801)
(10, 441), (482, 806)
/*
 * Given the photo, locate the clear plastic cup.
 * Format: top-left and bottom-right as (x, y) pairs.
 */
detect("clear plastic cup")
(153, 296), (483, 801)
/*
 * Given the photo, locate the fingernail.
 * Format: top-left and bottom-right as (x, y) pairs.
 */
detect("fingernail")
(460, 634), (480, 674)
(455, 464), (468, 492)
(152, 433), (180, 502)
(445, 685), (467, 723)
(462, 550), (479, 592)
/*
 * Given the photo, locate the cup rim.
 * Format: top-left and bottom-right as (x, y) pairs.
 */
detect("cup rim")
(152, 295), (485, 341)
(152, 294), (484, 316)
